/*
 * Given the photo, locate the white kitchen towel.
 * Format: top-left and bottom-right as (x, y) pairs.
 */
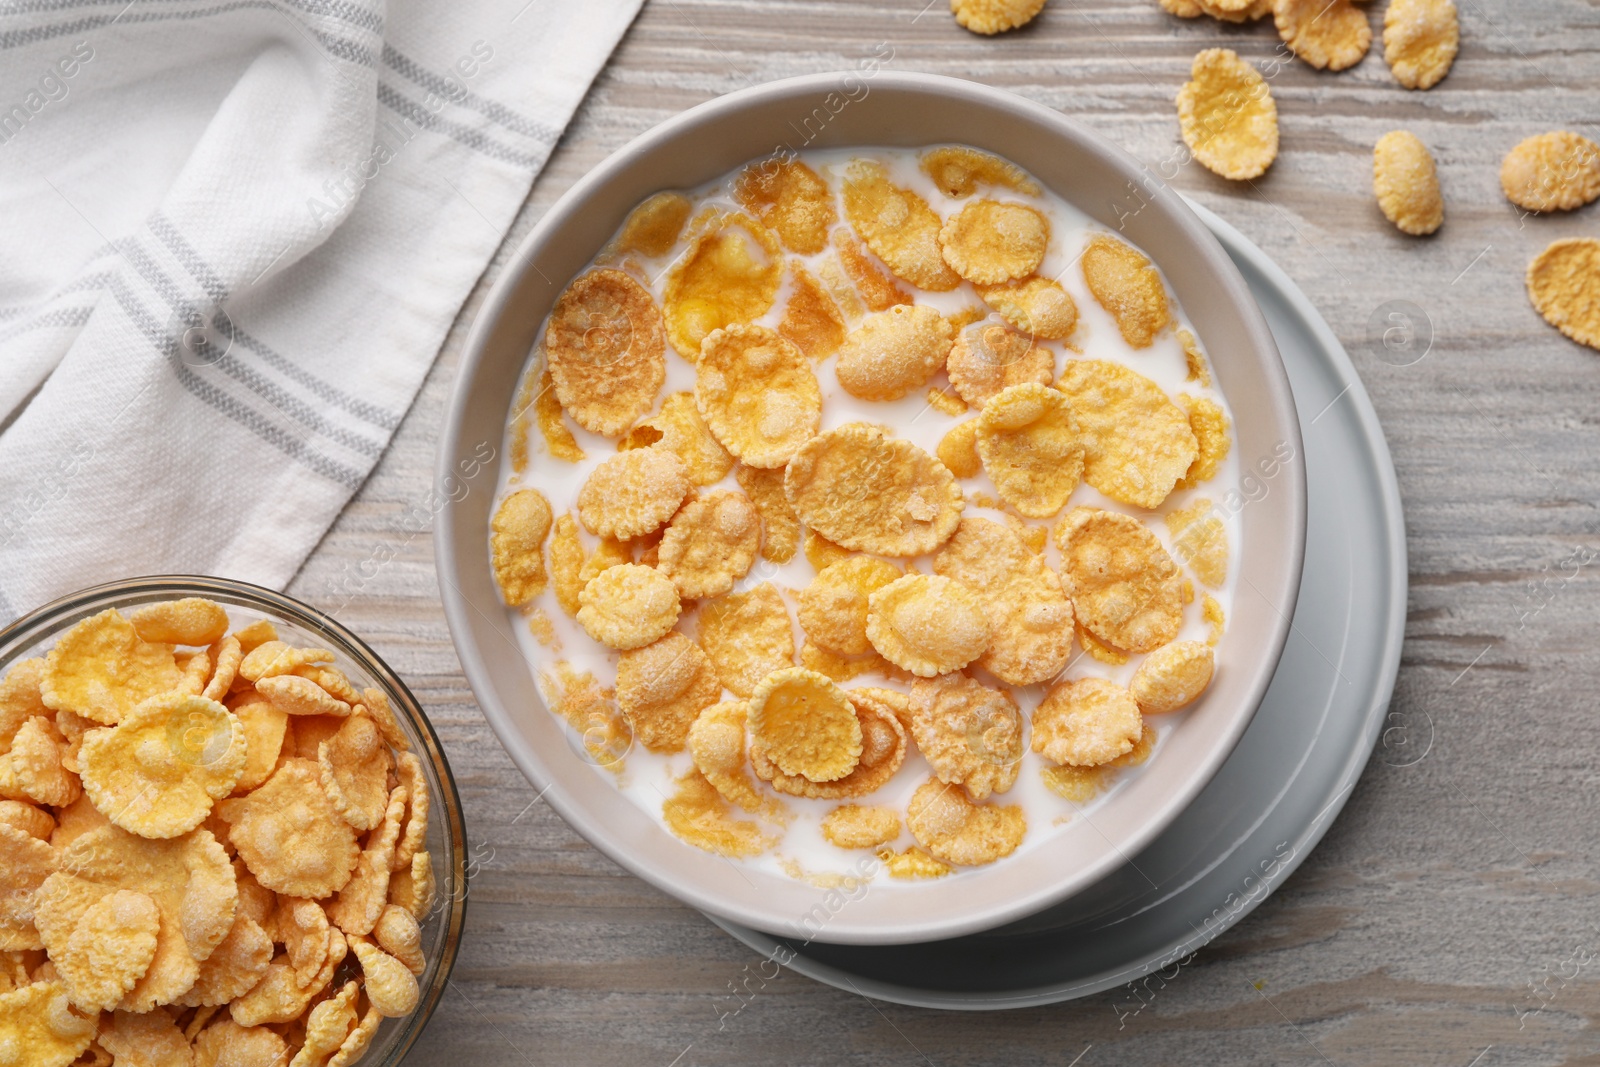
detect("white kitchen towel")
(0, 0), (644, 622)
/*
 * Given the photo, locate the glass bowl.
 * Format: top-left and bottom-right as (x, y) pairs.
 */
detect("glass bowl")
(0, 575), (467, 1065)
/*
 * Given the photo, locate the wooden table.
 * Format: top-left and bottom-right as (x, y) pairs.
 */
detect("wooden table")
(291, 2), (1600, 1062)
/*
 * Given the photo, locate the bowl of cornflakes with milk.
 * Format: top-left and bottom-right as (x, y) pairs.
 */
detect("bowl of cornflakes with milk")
(437, 71), (1305, 945)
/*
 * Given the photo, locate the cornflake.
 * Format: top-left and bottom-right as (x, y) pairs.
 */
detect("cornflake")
(1177, 49), (1279, 182)
(695, 324), (822, 469)
(1041, 721), (1156, 802)
(41, 609), (183, 726)
(545, 268), (666, 436)
(1056, 507), (1184, 654)
(616, 633), (722, 754)
(534, 367), (586, 463)
(906, 674), (1023, 800)
(620, 392), (734, 487)
(865, 575), (993, 677)
(1032, 677), (1143, 766)
(832, 229), (913, 312)
(821, 805), (900, 850)
(976, 382), (1084, 518)
(576, 564), (681, 651)
(663, 769), (778, 858)
(921, 146), (1040, 198)
(784, 423), (964, 557)
(1195, 0), (1271, 20)
(842, 161), (962, 291)
(254, 675), (351, 718)
(0, 823), (56, 952)
(1383, 0), (1458, 89)
(950, 0), (1046, 35)
(664, 212), (783, 360)
(947, 323), (1054, 409)
(655, 490), (760, 600)
(748, 668), (862, 783)
(934, 517), (1074, 686)
(905, 779), (1025, 866)
(1176, 394), (1232, 489)
(1501, 133), (1600, 214)
(1166, 498), (1230, 588)
(222, 759), (360, 899)
(836, 304), (954, 402)
(318, 714), (393, 833)
(1081, 234), (1172, 348)
(1057, 359), (1197, 508)
(939, 199), (1049, 285)
(778, 261), (848, 360)
(1527, 238), (1600, 351)
(1131, 641), (1216, 713)
(799, 557), (902, 657)
(1179, 328), (1212, 387)
(490, 489), (553, 607)
(735, 465), (800, 564)
(977, 277), (1079, 342)
(130, 598), (229, 647)
(877, 845), (952, 879)
(617, 191), (692, 257)
(688, 702), (783, 818)
(733, 159), (835, 255)
(752, 687), (908, 799)
(695, 584), (795, 700)
(350, 935), (419, 1018)
(936, 420), (983, 479)
(1373, 131), (1444, 236)
(1274, 0), (1372, 71)
(0, 982), (95, 1067)
(576, 447), (690, 541)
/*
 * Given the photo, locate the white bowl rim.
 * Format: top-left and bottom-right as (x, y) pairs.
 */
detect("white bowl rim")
(436, 70), (1307, 945)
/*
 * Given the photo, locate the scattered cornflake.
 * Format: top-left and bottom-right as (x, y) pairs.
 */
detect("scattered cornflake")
(936, 419), (983, 480)
(549, 515), (587, 617)
(490, 488), (553, 607)
(533, 367), (585, 463)
(374, 905), (425, 976)
(1383, 0), (1458, 89)
(733, 159), (835, 255)
(527, 610), (559, 649)
(662, 770), (777, 858)
(1076, 623), (1129, 666)
(350, 934), (419, 1018)
(946, 323), (1053, 410)
(40, 609), (183, 726)
(317, 714), (393, 834)
(293, 980), (359, 1067)
(939, 199), (1049, 285)
(545, 268), (667, 436)
(1040, 721), (1155, 802)
(752, 687), (908, 799)
(230, 620), (277, 654)
(1176, 394), (1232, 490)
(620, 392), (734, 487)
(926, 386), (967, 417)
(1080, 234), (1172, 349)
(1501, 133), (1600, 214)
(799, 557), (902, 657)
(905, 778), (1025, 866)
(3, 715), (79, 807)
(778, 261), (848, 360)
(696, 584), (796, 699)
(221, 759), (360, 899)
(576, 564), (681, 651)
(615, 633), (722, 754)
(1131, 640), (1216, 713)
(785, 423), (964, 557)
(577, 448), (690, 541)
(695, 324), (822, 469)
(836, 304), (954, 402)
(1166, 498), (1230, 588)
(803, 529), (855, 573)
(1057, 359), (1197, 508)
(1527, 238), (1600, 352)
(1057, 507), (1184, 654)
(1195, 0), (1271, 22)
(1033, 677), (1142, 766)
(866, 574), (993, 677)
(921, 146), (1040, 198)
(877, 845), (952, 879)
(1177, 48), (1279, 182)
(616, 191), (692, 257)
(950, 0), (1046, 35)
(843, 161), (962, 291)
(1274, 0), (1372, 71)
(748, 667), (862, 783)
(130, 598), (229, 647)
(193, 1018), (288, 1067)
(254, 675), (351, 718)
(906, 673), (1023, 800)
(1179, 328), (1212, 387)
(57, 892), (159, 1014)
(822, 805), (900, 849)
(1373, 131), (1444, 236)
(663, 212), (783, 360)
(688, 702), (785, 818)
(831, 229), (913, 312)
(975, 382), (1084, 518)
(0, 982), (95, 1067)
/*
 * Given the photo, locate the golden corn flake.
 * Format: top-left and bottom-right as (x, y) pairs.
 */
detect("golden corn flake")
(546, 268), (667, 436)
(777, 261), (848, 363)
(576, 563), (681, 651)
(662, 770), (776, 858)
(389, 850), (435, 922)
(129, 599), (229, 648)
(1274, 0), (1372, 70)
(1130, 640), (1215, 714)
(821, 805), (899, 850)
(1196, 0), (1272, 20)
(548, 516), (587, 617)
(905, 778), (1025, 866)
(1177, 48), (1279, 182)
(490, 488), (553, 608)
(950, 0), (1045, 35)
(733, 159), (835, 255)
(254, 675), (351, 718)
(842, 161), (961, 292)
(799, 557), (902, 657)
(542, 664), (631, 772)
(576, 447), (690, 542)
(40, 609), (183, 726)
(317, 715), (392, 834)
(976, 382), (1084, 519)
(878, 845), (952, 879)
(934, 517), (1073, 686)
(831, 229), (913, 313)
(1077, 622), (1128, 666)
(1057, 359), (1196, 508)
(664, 212), (783, 360)
(748, 667), (862, 783)
(695, 324), (822, 469)
(1160, 0), (1205, 16)
(866, 574), (992, 677)
(687, 702), (783, 819)
(177, 910), (273, 1007)
(193, 1018), (289, 1067)
(230, 620), (277, 655)
(374, 905), (424, 976)
(802, 530), (854, 574)
(732, 465), (799, 565)
(3, 716), (78, 808)
(223, 759), (359, 899)
(921, 146), (1040, 199)
(614, 633), (721, 755)
(752, 687), (908, 800)
(946, 324), (1054, 410)
(1033, 677), (1143, 766)
(201, 636), (242, 704)
(391, 754), (429, 875)
(1179, 328), (1212, 387)
(54, 889), (159, 1013)
(0, 823), (55, 952)
(1502, 132), (1600, 214)
(976, 277), (1079, 342)
(906, 673), (1022, 800)
(1204, 594), (1225, 646)
(349, 934), (418, 1018)
(0, 982), (95, 1067)
(620, 392), (734, 487)
(228, 952), (328, 1027)
(533, 367), (585, 463)
(835, 304), (954, 402)
(1056, 506), (1184, 654)
(655, 490), (761, 600)
(327, 1005), (382, 1067)
(694, 583), (795, 701)
(1041, 720), (1155, 802)
(798, 643), (903, 685)
(1383, 0), (1458, 89)
(1166, 498), (1230, 588)
(1080, 234), (1172, 349)
(1527, 238), (1600, 351)
(616, 190), (692, 257)
(236, 641), (330, 683)
(924, 387), (964, 418)
(1176, 394), (1232, 489)
(578, 534), (633, 589)
(78, 694), (245, 839)
(1373, 130), (1444, 236)
(785, 423), (964, 557)
(936, 420), (982, 480)
(0, 799), (53, 841)
(294, 980), (359, 1067)
(939, 199), (1049, 285)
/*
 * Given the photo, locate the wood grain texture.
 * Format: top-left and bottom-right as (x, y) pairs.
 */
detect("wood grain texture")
(286, 1), (1600, 1062)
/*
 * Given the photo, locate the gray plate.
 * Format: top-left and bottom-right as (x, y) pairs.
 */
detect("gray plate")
(709, 202), (1408, 1009)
